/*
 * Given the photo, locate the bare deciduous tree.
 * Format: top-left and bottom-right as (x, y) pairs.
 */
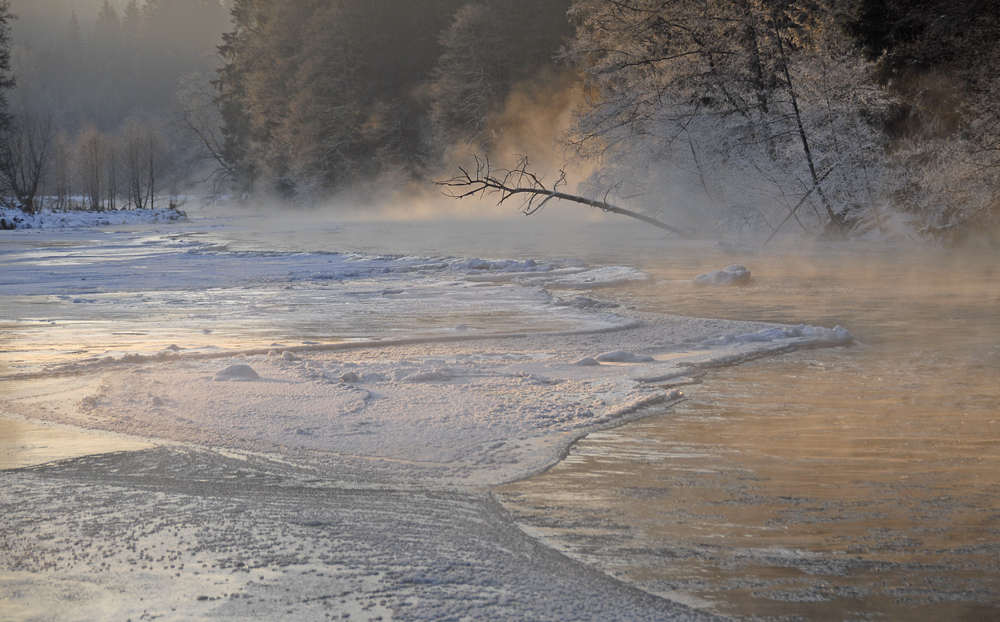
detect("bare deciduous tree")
(143, 123), (171, 209)
(0, 111), (54, 214)
(121, 118), (172, 209)
(175, 72), (236, 192)
(565, 0), (887, 238)
(48, 131), (73, 210)
(121, 119), (147, 209)
(75, 125), (111, 210)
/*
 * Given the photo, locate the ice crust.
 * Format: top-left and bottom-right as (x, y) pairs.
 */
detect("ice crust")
(695, 324), (853, 347)
(0, 216), (853, 621)
(5, 318), (853, 485)
(1, 217), (854, 485)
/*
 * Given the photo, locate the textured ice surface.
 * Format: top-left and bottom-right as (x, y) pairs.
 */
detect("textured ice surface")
(0, 214), (855, 621)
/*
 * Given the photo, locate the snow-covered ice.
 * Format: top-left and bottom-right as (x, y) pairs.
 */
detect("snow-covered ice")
(0, 210), (855, 621)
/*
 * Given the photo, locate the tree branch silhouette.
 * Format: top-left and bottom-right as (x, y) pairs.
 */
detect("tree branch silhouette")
(437, 155), (691, 238)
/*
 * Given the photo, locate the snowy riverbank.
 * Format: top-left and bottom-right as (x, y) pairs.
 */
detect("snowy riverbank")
(0, 205), (187, 230)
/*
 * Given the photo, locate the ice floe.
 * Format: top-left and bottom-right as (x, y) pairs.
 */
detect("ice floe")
(594, 350), (656, 363)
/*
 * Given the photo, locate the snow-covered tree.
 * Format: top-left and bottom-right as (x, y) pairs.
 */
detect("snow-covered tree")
(214, 0), (464, 197)
(565, 0), (888, 238)
(846, 0), (1000, 243)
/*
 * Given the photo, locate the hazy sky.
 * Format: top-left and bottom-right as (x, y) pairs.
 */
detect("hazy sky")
(10, 0), (131, 45)
(10, 1), (229, 46)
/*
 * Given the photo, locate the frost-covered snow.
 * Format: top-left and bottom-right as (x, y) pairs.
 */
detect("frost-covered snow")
(0, 205), (187, 230)
(0, 212), (854, 621)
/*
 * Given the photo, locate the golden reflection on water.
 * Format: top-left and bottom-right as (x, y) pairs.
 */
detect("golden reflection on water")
(498, 245), (1000, 621)
(0, 418), (153, 470)
(0, 376), (154, 469)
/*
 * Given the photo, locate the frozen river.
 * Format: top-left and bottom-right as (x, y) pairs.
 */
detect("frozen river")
(1, 204), (997, 621)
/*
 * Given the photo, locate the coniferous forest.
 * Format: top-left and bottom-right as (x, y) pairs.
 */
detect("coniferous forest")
(1, 0), (999, 243)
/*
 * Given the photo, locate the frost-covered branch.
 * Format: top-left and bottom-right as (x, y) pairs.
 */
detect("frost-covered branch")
(437, 155), (692, 238)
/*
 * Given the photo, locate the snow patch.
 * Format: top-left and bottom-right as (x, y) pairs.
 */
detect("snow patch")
(0, 206), (187, 230)
(213, 364), (261, 381)
(694, 264), (751, 286)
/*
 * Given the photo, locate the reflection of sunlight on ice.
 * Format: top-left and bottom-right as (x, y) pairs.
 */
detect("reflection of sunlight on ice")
(2, 252), (615, 376)
(0, 418), (153, 469)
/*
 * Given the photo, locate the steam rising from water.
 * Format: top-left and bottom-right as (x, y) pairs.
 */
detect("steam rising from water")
(499, 244), (1000, 622)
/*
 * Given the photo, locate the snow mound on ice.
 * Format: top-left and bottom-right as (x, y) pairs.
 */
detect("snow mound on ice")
(213, 364), (261, 381)
(572, 357), (601, 366)
(594, 351), (655, 363)
(694, 264), (751, 286)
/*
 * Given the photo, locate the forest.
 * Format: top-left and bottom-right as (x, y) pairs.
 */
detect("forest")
(0, 0), (998, 244)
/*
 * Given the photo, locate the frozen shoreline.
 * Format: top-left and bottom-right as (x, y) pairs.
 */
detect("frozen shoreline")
(2, 312), (850, 488)
(0, 205), (188, 230)
(0, 215), (853, 620)
(0, 314), (850, 621)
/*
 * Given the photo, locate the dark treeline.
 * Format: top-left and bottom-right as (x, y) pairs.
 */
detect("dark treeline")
(0, 0), (998, 242)
(213, 0), (572, 197)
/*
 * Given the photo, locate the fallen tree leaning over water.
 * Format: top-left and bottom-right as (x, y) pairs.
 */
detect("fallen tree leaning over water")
(437, 155), (692, 238)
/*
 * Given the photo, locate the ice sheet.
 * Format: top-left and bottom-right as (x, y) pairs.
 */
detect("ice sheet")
(0, 212), (853, 621)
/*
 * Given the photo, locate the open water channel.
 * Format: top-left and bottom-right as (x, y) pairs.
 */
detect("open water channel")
(499, 244), (1000, 621)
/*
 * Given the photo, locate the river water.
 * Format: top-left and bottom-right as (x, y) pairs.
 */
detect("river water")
(2, 210), (998, 620)
(498, 244), (1000, 621)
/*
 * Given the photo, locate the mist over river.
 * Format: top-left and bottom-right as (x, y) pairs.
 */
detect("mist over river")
(1, 205), (997, 621)
(500, 244), (1000, 621)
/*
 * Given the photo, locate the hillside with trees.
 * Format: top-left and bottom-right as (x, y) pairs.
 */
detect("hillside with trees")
(0, 0), (997, 243)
